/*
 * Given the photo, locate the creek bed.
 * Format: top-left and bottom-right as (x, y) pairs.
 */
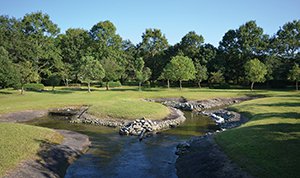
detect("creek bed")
(25, 111), (218, 178)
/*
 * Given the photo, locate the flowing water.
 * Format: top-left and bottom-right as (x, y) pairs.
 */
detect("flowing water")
(26, 111), (218, 178)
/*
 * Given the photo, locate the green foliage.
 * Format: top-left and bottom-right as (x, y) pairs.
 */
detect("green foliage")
(0, 47), (20, 88)
(23, 83), (45, 92)
(101, 58), (124, 90)
(79, 56), (105, 92)
(288, 64), (300, 90)
(17, 61), (40, 94)
(209, 70), (225, 84)
(165, 55), (196, 89)
(244, 58), (267, 90)
(47, 73), (61, 91)
(194, 62), (208, 88)
(100, 81), (122, 88)
(134, 57), (152, 90)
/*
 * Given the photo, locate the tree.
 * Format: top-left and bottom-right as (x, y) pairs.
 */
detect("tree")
(194, 62), (208, 88)
(101, 58), (123, 90)
(17, 61), (40, 94)
(21, 12), (62, 79)
(79, 56), (105, 93)
(178, 31), (204, 60)
(47, 73), (61, 92)
(244, 58), (267, 90)
(0, 47), (20, 88)
(58, 28), (92, 82)
(138, 28), (169, 80)
(209, 70), (225, 85)
(134, 58), (152, 91)
(218, 21), (269, 83)
(288, 64), (300, 90)
(166, 55), (196, 90)
(159, 63), (175, 88)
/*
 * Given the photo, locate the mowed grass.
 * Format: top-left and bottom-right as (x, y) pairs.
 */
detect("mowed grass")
(0, 86), (252, 120)
(215, 94), (300, 178)
(0, 123), (63, 177)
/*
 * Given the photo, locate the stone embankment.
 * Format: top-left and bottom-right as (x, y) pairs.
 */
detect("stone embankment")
(49, 106), (186, 138)
(148, 96), (254, 111)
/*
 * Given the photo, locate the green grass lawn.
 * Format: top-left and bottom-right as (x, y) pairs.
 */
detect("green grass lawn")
(0, 123), (63, 177)
(215, 94), (300, 178)
(0, 86), (299, 177)
(0, 86), (252, 120)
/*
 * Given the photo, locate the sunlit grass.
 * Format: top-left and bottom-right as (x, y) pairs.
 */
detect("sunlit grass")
(0, 123), (63, 177)
(215, 95), (300, 178)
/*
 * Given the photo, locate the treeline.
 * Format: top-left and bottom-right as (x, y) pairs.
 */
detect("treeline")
(0, 12), (299, 92)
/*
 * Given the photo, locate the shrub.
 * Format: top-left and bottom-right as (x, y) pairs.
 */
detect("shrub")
(23, 83), (45, 92)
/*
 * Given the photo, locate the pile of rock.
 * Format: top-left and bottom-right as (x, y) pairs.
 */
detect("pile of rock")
(200, 109), (244, 129)
(119, 118), (156, 136)
(162, 101), (194, 111)
(119, 108), (186, 139)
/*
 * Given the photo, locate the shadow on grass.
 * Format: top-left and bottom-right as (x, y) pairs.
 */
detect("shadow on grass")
(42, 90), (74, 94)
(256, 102), (300, 107)
(0, 91), (13, 95)
(236, 111), (300, 121)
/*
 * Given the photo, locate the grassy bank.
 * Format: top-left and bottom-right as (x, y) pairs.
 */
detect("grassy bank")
(0, 123), (63, 177)
(215, 93), (300, 178)
(0, 87), (250, 120)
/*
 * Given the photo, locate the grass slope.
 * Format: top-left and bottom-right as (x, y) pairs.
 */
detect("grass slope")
(215, 94), (300, 178)
(0, 123), (63, 177)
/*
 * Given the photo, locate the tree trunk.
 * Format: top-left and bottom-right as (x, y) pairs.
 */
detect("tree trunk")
(296, 81), (299, 91)
(52, 86), (55, 92)
(198, 80), (202, 88)
(66, 79), (69, 87)
(106, 82), (109, 90)
(138, 81), (142, 91)
(21, 86), (24, 95)
(167, 79), (170, 89)
(179, 80), (182, 90)
(251, 82), (255, 91)
(88, 82), (91, 93)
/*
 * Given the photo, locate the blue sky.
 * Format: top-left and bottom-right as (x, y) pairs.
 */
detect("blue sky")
(1, 0), (299, 46)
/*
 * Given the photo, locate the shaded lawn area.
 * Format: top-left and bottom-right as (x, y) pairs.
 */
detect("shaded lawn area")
(215, 95), (300, 178)
(0, 123), (63, 177)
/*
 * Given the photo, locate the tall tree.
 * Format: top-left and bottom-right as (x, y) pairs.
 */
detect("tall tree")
(218, 21), (269, 83)
(138, 28), (169, 80)
(20, 12), (62, 79)
(288, 64), (300, 90)
(178, 31), (204, 60)
(101, 58), (123, 90)
(166, 55), (196, 90)
(134, 58), (152, 91)
(244, 58), (267, 90)
(194, 62), (208, 88)
(58, 28), (92, 82)
(79, 56), (105, 93)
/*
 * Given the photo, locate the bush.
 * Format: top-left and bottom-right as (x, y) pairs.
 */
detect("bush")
(23, 83), (45, 92)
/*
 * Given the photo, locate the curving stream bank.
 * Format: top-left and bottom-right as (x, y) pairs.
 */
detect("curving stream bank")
(2, 96), (255, 177)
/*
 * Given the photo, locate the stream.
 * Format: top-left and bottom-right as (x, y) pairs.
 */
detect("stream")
(26, 111), (218, 178)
